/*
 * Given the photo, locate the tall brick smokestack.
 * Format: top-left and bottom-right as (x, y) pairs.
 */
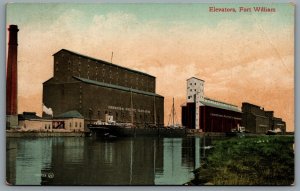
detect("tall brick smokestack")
(6, 25), (19, 115)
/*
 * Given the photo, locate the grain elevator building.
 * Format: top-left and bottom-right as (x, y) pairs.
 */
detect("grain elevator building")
(181, 77), (242, 132)
(43, 49), (164, 129)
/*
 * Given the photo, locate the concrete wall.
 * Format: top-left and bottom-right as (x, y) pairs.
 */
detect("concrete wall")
(6, 115), (18, 129)
(186, 77), (204, 103)
(43, 80), (81, 116)
(19, 119), (53, 132)
(63, 118), (84, 132)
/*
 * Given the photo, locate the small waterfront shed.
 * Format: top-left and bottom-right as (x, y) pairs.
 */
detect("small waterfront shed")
(54, 110), (84, 132)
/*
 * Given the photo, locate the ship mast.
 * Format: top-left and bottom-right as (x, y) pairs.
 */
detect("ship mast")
(130, 89), (133, 125)
(154, 95), (156, 126)
(172, 97), (175, 127)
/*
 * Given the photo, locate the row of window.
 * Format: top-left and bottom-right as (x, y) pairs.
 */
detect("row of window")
(189, 89), (204, 92)
(55, 57), (155, 91)
(59, 59), (152, 84)
(189, 82), (203, 86)
(69, 122), (82, 128)
(44, 124), (51, 129)
(188, 95), (204, 99)
(44, 122), (82, 129)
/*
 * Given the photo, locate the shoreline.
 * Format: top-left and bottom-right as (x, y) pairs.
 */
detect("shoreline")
(6, 131), (86, 138)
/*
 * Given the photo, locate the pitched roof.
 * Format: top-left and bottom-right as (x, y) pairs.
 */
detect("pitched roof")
(53, 49), (155, 78)
(73, 76), (163, 98)
(18, 112), (41, 120)
(187, 77), (205, 82)
(201, 98), (241, 113)
(55, 110), (84, 119)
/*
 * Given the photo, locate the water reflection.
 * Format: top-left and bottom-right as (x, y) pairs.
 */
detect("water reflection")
(6, 136), (218, 185)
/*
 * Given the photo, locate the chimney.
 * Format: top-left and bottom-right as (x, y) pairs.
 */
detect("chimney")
(6, 25), (19, 115)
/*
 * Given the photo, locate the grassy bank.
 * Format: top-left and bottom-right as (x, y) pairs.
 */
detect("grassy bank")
(190, 136), (294, 185)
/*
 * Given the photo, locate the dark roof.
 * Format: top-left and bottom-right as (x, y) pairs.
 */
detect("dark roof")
(55, 110), (84, 119)
(42, 77), (54, 84)
(53, 49), (155, 78)
(205, 97), (238, 108)
(242, 102), (261, 108)
(187, 77), (205, 82)
(73, 76), (163, 98)
(18, 112), (41, 120)
(201, 98), (241, 113)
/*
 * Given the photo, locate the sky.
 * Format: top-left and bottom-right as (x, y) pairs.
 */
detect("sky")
(6, 3), (294, 131)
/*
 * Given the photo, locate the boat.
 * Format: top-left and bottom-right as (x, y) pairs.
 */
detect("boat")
(225, 125), (245, 137)
(266, 128), (282, 135)
(88, 121), (187, 137)
(166, 97), (185, 129)
(88, 94), (187, 137)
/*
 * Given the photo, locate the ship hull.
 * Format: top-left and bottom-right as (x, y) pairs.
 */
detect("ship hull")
(88, 125), (187, 137)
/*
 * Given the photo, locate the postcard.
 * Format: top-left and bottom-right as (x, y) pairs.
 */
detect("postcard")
(6, 3), (294, 186)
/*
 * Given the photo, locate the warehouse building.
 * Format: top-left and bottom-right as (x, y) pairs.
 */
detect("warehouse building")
(241, 102), (286, 134)
(181, 77), (242, 132)
(18, 111), (85, 132)
(18, 112), (53, 132)
(43, 49), (164, 129)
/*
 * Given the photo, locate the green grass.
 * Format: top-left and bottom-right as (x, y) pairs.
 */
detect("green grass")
(190, 136), (294, 185)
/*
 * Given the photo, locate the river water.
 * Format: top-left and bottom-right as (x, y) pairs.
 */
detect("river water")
(6, 136), (217, 185)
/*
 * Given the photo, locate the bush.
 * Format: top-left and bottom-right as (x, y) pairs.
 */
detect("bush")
(192, 136), (294, 185)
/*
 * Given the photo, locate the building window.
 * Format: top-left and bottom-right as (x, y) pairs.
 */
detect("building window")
(195, 83), (196, 85)
(75, 122), (78, 127)
(70, 122), (72, 127)
(190, 83), (192, 85)
(79, 122), (81, 128)
(45, 124), (47, 129)
(190, 89), (192, 92)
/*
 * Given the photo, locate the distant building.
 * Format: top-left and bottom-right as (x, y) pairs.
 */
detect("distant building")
(182, 77), (242, 132)
(241, 102), (286, 134)
(18, 112), (53, 132)
(18, 110), (84, 132)
(53, 110), (84, 132)
(43, 49), (164, 129)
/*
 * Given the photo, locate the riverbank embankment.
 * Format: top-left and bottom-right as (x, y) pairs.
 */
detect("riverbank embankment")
(6, 131), (86, 138)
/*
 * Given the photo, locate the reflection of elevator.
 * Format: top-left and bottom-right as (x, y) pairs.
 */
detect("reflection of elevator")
(181, 136), (214, 170)
(181, 137), (201, 169)
(195, 138), (200, 168)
